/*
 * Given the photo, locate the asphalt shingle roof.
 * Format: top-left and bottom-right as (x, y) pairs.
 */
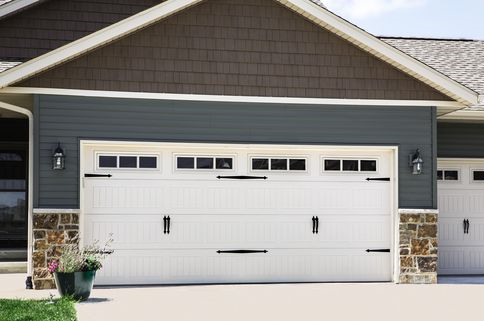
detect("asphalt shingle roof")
(381, 37), (484, 96)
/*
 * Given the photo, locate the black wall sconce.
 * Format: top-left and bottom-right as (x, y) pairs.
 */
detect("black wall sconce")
(409, 149), (423, 175)
(52, 142), (66, 170)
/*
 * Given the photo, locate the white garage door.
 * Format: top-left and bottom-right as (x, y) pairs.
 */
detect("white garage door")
(439, 159), (484, 275)
(81, 142), (394, 285)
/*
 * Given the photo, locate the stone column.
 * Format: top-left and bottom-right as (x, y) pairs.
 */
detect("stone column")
(32, 209), (80, 290)
(398, 209), (438, 284)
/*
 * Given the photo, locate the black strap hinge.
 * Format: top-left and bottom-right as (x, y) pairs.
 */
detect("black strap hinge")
(84, 173), (112, 178)
(366, 177), (390, 182)
(217, 249), (268, 254)
(366, 249), (390, 253)
(217, 175), (267, 180)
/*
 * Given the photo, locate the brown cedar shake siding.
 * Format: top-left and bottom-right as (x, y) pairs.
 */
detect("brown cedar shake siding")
(0, 0), (162, 61)
(17, 0), (450, 101)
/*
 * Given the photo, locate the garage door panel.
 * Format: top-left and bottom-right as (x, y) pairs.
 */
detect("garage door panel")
(85, 180), (389, 216)
(439, 190), (484, 218)
(84, 214), (390, 250)
(95, 249), (392, 285)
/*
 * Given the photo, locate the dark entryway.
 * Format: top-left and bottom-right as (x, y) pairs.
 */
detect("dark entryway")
(0, 118), (28, 262)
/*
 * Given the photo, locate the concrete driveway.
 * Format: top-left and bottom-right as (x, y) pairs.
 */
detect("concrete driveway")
(2, 273), (484, 321)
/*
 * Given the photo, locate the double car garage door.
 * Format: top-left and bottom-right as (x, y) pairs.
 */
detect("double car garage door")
(82, 142), (394, 285)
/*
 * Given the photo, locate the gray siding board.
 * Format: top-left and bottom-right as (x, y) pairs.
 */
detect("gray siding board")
(36, 94), (435, 209)
(438, 122), (484, 158)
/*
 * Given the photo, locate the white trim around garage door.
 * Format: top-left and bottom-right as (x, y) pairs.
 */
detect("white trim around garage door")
(79, 140), (400, 283)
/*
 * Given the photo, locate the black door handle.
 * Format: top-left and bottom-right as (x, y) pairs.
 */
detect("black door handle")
(315, 216), (319, 234)
(163, 216), (167, 234)
(167, 216), (171, 234)
(312, 216), (316, 234)
(465, 219), (470, 234)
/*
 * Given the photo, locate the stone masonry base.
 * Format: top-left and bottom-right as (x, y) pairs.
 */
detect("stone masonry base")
(32, 209), (79, 290)
(399, 209), (438, 284)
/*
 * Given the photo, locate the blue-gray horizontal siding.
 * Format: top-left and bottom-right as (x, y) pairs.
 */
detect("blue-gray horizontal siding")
(438, 122), (484, 158)
(35, 94), (436, 209)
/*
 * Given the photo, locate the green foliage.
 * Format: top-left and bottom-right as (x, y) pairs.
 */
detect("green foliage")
(0, 298), (77, 321)
(49, 235), (114, 273)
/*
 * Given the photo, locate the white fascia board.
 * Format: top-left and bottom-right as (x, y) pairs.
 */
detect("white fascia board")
(438, 110), (484, 121)
(0, 0), (39, 19)
(0, 0), (203, 88)
(0, 86), (465, 109)
(277, 0), (479, 106)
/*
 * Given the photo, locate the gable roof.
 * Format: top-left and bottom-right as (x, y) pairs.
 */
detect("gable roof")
(0, 0), (479, 106)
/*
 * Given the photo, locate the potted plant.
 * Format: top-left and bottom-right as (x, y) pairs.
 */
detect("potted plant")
(47, 236), (113, 301)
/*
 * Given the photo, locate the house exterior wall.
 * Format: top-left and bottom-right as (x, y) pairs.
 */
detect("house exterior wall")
(18, 0), (449, 101)
(438, 122), (484, 158)
(34, 94), (437, 209)
(0, 0), (161, 61)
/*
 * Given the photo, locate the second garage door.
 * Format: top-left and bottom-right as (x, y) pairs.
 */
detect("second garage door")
(439, 159), (484, 274)
(81, 142), (395, 285)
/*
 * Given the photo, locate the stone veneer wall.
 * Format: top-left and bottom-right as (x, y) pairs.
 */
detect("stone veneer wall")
(399, 209), (438, 284)
(32, 209), (79, 290)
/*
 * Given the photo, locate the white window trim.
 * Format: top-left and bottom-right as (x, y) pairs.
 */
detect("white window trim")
(95, 152), (160, 171)
(249, 156), (309, 173)
(174, 154), (236, 172)
(322, 157), (379, 174)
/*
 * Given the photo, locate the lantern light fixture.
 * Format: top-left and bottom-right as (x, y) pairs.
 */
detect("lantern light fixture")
(409, 149), (423, 175)
(52, 142), (65, 170)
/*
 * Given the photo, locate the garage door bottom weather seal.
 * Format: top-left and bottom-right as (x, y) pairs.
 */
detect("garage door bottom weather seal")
(217, 250), (268, 254)
(365, 249), (391, 253)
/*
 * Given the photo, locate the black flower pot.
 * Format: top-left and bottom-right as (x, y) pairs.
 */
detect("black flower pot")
(54, 271), (96, 301)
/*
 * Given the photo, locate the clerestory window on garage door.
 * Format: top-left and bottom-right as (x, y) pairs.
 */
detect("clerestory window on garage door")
(97, 154), (159, 170)
(323, 158), (377, 173)
(175, 155), (234, 171)
(250, 157), (307, 172)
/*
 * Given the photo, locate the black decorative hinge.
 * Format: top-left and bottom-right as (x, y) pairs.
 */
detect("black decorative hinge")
(366, 249), (390, 253)
(366, 177), (390, 182)
(84, 174), (112, 178)
(217, 175), (268, 180)
(217, 249), (268, 254)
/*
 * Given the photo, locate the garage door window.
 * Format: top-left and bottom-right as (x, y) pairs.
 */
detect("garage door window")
(251, 157), (306, 171)
(323, 159), (377, 173)
(176, 156), (234, 170)
(437, 169), (459, 181)
(97, 154), (158, 170)
(472, 170), (484, 182)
